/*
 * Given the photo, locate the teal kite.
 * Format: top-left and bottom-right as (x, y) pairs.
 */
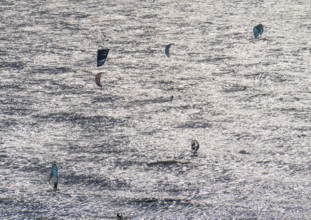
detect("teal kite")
(253, 24), (264, 39)
(49, 163), (59, 191)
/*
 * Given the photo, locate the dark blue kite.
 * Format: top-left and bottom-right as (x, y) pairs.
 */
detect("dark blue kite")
(97, 49), (109, 67)
(164, 44), (172, 57)
(190, 140), (199, 157)
(253, 24), (264, 39)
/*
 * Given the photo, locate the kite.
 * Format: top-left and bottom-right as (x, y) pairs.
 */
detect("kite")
(164, 44), (172, 57)
(49, 163), (59, 191)
(253, 24), (264, 39)
(190, 140), (200, 157)
(95, 72), (103, 87)
(97, 49), (109, 67)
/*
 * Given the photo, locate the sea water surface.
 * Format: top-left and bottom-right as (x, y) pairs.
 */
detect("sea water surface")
(0, 0), (310, 219)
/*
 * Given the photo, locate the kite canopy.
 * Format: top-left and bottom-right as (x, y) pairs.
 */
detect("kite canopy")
(164, 44), (172, 57)
(49, 163), (59, 185)
(190, 140), (199, 156)
(253, 24), (264, 39)
(95, 72), (103, 87)
(97, 49), (109, 67)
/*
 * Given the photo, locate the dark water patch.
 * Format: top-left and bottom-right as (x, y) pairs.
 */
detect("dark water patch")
(172, 74), (207, 82)
(212, 69), (236, 76)
(176, 121), (210, 129)
(0, 97), (33, 106)
(256, 160), (271, 164)
(92, 94), (121, 103)
(297, 133), (307, 138)
(239, 150), (250, 155)
(0, 197), (48, 219)
(196, 56), (232, 63)
(1, 61), (24, 69)
(0, 197), (16, 207)
(2, 106), (31, 116)
(45, 81), (93, 95)
(234, 132), (257, 141)
(146, 160), (189, 167)
(144, 61), (161, 70)
(114, 159), (144, 170)
(244, 72), (267, 79)
(147, 160), (178, 167)
(222, 85), (247, 93)
(287, 163), (311, 174)
(0, 84), (23, 91)
(0, 97), (33, 116)
(85, 140), (130, 154)
(0, 119), (18, 131)
(74, 13), (90, 19)
(68, 136), (130, 154)
(0, 0), (15, 6)
(215, 174), (236, 183)
(0, 49), (7, 56)
(154, 80), (175, 91)
(124, 25), (151, 31)
(129, 197), (191, 206)
(155, 181), (197, 196)
(244, 72), (295, 83)
(55, 20), (80, 31)
(47, 8), (71, 17)
(34, 66), (72, 74)
(1, 156), (42, 172)
(139, 130), (157, 136)
(274, 107), (307, 113)
(33, 112), (125, 131)
(139, 14), (158, 19)
(293, 126), (311, 132)
(57, 11), (79, 18)
(244, 93), (273, 102)
(175, 21), (191, 29)
(224, 207), (258, 219)
(232, 32), (243, 37)
(169, 103), (209, 110)
(63, 173), (109, 188)
(0, 154), (8, 163)
(128, 97), (172, 107)
(269, 74), (293, 83)
(63, 173), (129, 189)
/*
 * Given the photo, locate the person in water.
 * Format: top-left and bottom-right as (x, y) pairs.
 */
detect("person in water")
(54, 182), (58, 191)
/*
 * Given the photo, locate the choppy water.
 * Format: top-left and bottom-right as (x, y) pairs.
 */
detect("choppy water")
(1, 0), (311, 219)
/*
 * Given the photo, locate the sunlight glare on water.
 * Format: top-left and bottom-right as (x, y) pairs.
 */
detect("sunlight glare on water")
(0, 0), (310, 219)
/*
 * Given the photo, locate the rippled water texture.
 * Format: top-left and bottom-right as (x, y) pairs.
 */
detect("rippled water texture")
(0, 0), (311, 219)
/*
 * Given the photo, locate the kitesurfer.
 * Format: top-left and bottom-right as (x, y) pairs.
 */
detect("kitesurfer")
(191, 140), (200, 156)
(49, 163), (59, 191)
